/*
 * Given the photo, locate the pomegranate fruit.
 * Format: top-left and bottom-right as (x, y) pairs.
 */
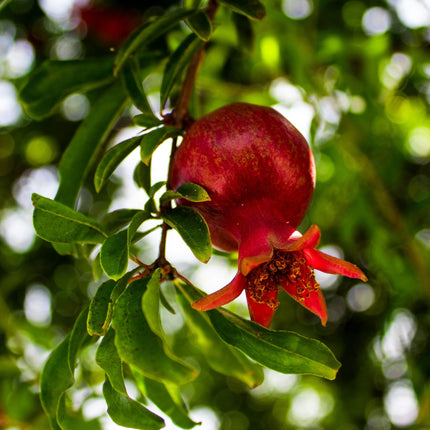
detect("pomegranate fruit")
(170, 102), (366, 327)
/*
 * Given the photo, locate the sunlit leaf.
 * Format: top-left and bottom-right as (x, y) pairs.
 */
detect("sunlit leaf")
(160, 34), (203, 108)
(163, 206), (212, 263)
(114, 8), (196, 74)
(177, 281), (341, 380)
(94, 136), (142, 192)
(96, 328), (127, 394)
(177, 182), (211, 202)
(113, 277), (198, 385)
(87, 279), (116, 336)
(55, 81), (128, 207)
(32, 194), (107, 244)
(175, 285), (264, 388)
(140, 127), (181, 165)
(18, 57), (115, 119)
(220, 0), (266, 20)
(103, 378), (164, 429)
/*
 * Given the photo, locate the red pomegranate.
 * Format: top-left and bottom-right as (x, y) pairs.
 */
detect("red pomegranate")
(170, 103), (366, 327)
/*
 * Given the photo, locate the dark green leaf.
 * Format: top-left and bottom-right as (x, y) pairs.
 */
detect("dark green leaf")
(133, 113), (163, 128)
(18, 57), (115, 119)
(32, 194), (107, 244)
(163, 206), (212, 263)
(103, 378), (164, 429)
(94, 136), (142, 192)
(88, 279), (116, 336)
(55, 81), (128, 207)
(133, 161), (152, 195)
(186, 10), (212, 41)
(177, 182), (211, 202)
(140, 127), (181, 165)
(120, 59), (155, 116)
(232, 12), (255, 53)
(96, 328), (127, 395)
(40, 308), (91, 429)
(112, 277), (198, 385)
(141, 376), (198, 429)
(175, 285), (264, 388)
(177, 281), (341, 380)
(220, 0), (266, 20)
(160, 34), (203, 108)
(114, 8), (196, 74)
(101, 230), (129, 280)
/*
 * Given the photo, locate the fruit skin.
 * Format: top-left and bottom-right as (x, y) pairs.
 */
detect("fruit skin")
(169, 102), (316, 254)
(170, 102), (366, 327)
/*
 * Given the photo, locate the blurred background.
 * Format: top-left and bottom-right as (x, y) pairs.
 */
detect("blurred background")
(1, 0), (430, 429)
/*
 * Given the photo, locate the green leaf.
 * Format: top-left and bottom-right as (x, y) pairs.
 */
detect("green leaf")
(163, 206), (212, 263)
(186, 10), (213, 41)
(96, 328), (127, 395)
(112, 277), (198, 385)
(232, 12), (255, 53)
(101, 209), (142, 234)
(32, 194), (107, 244)
(100, 230), (129, 280)
(94, 136), (142, 192)
(18, 57), (115, 119)
(133, 161), (152, 195)
(177, 281), (341, 380)
(220, 0), (266, 20)
(103, 378), (164, 430)
(140, 376), (198, 429)
(133, 113), (163, 128)
(175, 285), (264, 388)
(87, 279), (116, 336)
(177, 182), (211, 202)
(55, 81), (129, 207)
(100, 211), (151, 280)
(40, 308), (91, 429)
(57, 394), (102, 430)
(160, 34), (203, 108)
(120, 59), (158, 120)
(114, 8), (196, 75)
(140, 127), (181, 165)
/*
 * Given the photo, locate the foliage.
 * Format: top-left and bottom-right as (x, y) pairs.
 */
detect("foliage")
(0, 0), (429, 429)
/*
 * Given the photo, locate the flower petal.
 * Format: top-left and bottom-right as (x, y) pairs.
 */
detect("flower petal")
(191, 272), (246, 311)
(281, 224), (321, 252)
(238, 230), (273, 276)
(303, 248), (367, 281)
(245, 288), (278, 328)
(280, 280), (328, 326)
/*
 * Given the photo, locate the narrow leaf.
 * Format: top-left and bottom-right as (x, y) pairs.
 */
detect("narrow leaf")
(140, 127), (181, 165)
(94, 136), (142, 192)
(68, 307), (92, 373)
(18, 57), (115, 119)
(96, 328), (127, 395)
(57, 393), (102, 430)
(55, 81), (128, 207)
(32, 194), (107, 244)
(87, 279), (116, 336)
(133, 113), (163, 128)
(175, 285), (264, 388)
(103, 378), (164, 430)
(220, 0), (266, 20)
(120, 59), (158, 119)
(186, 10), (213, 41)
(101, 209), (142, 235)
(114, 8), (196, 74)
(133, 161), (152, 195)
(178, 281), (341, 380)
(141, 376), (198, 429)
(163, 206), (212, 263)
(160, 34), (203, 108)
(112, 278), (198, 385)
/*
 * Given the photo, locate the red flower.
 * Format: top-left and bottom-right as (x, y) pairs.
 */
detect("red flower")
(192, 224), (367, 327)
